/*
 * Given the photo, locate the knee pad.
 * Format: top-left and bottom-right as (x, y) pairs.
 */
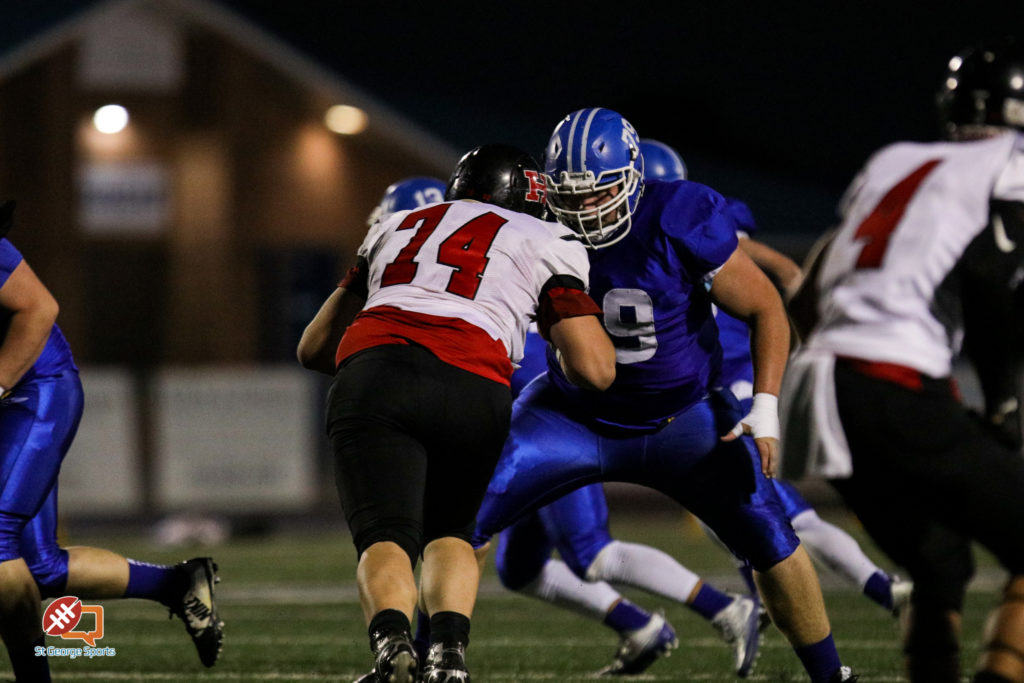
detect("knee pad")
(352, 517), (422, 567)
(0, 510), (28, 562)
(26, 547), (69, 599)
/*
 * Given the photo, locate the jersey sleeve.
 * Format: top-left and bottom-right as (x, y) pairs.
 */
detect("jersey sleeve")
(356, 214), (391, 263)
(533, 229), (592, 291)
(660, 182), (739, 274)
(724, 197), (758, 237)
(0, 239), (23, 288)
(535, 274), (602, 340)
(532, 230), (601, 340)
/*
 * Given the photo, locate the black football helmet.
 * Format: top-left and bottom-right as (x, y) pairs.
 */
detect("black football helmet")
(444, 144), (548, 218)
(938, 37), (1024, 138)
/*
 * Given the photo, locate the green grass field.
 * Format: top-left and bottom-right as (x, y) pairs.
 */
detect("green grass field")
(22, 508), (1004, 682)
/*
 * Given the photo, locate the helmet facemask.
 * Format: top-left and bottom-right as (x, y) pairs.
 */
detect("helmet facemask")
(545, 165), (642, 249)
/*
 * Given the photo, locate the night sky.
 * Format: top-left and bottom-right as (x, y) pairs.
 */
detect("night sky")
(212, 0), (1024, 250)
(7, 1), (1024, 251)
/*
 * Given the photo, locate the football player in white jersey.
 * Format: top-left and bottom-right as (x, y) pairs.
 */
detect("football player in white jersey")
(780, 38), (1024, 683)
(297, 144), (615, 683)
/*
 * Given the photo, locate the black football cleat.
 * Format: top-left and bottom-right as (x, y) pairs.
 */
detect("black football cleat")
(359, 629), (418, 683)
(422, 642), (470, 682)
(170, 557), (224, 667)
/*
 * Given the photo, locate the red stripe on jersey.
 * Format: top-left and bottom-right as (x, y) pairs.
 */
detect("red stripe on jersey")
(841, 357), (923, 390)
(839, 356), (957, 395)
(335, 305), (513, 385)
(536, 287), (602, 340)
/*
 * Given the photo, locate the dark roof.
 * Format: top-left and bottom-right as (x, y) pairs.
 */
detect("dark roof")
(0, 0), (461, 166)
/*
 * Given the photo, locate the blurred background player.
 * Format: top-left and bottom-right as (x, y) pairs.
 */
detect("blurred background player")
(780, 38), (1024, 683)
(364, 176), (447, 228)
(0, 208), (223, 682)
(665, 138), (915, 617)
(297, 145), (615, 683)
(472, 107), (857, 683)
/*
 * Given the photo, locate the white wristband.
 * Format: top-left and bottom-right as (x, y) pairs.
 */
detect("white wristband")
(748, 392), (780, 440)
(729, 392), (780, 440)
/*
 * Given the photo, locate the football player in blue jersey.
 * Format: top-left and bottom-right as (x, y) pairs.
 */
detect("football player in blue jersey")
(486, 138), (912, 678)
(489, 142), (764, 679)
(471, 108), (857, 683)
(0, 214), (223, 682)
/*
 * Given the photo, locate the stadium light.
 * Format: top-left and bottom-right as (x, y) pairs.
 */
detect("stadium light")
(324, 105), (368, 135)
(93, 104), (129, 134)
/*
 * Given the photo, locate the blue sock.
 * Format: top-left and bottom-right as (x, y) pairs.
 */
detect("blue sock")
(123, 559), (183, 607)
(11, 633), (51, 682)
(689, 583), (734, 620)
(603, 599), (651, 633)
(413, 607), (430, 663)
(863, 570), (893, 610)
(794, 633), (842, 683)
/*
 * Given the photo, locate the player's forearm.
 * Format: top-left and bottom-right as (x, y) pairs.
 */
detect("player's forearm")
(549, 314), (616, 391)
(297, 288), (364, 375)
(748, 306), (790, 396)
(738, 239), (803, 297)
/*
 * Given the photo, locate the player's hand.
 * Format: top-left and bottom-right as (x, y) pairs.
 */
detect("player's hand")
(752, 436), (779, 479)
(721, 392), (781, 478)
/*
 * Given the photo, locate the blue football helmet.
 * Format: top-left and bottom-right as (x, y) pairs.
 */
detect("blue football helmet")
(367, 176), (446, 226)
(640, 139), (687, 181)
(543, 107), (644, 248)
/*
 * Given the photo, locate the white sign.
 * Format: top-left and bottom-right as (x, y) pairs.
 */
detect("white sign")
(77, 161), (170, 236)
(152, 367), (319, 513)
(60, 368), (143, 514)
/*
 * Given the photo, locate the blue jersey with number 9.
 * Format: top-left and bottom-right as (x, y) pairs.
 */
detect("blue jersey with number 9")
(547, 179), (738, 429)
